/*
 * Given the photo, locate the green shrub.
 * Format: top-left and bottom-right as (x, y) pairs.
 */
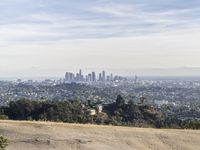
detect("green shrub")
(0, 115), (8, 120)
(0, 136), (8, 150)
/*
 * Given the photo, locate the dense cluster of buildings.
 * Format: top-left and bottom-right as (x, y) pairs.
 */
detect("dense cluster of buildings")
(65, 69), (125, 82)
(0, 77), (200, 120)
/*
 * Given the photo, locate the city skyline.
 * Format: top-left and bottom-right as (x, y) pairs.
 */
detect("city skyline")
(65, 69), (124, 82)
(0, 0), (200, 77)
(1, 67), (200, 79)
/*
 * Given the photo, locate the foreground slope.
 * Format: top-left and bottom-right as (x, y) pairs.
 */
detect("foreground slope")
(0, 120), (200, 150)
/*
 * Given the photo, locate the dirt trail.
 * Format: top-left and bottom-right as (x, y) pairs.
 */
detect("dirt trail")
(0, 120), (200, 150)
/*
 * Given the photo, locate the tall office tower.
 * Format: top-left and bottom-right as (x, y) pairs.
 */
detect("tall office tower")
(69, 73), (73, 81)
(99, 73), (102, 81)
(92, 72), (96, 82)
(65, 72), (74, 81)
(134, 75), (138, 84)
(88, 74), (92, 82)
(106, 75), (110, 81)
(102, 70), (106, 81)
(70, 73), (74, 81)
(65, 72), (70, 81)
(76, 73), (80, 81)
(79, 69), (82, 81)
(110, 73), (113, 81)
(79, 69), (82, 76)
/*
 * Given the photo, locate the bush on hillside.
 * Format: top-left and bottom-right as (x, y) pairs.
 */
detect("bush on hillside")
(0, 136), (8, 150)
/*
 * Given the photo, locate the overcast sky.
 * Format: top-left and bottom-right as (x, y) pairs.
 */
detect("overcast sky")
(1, 0), (200, 77)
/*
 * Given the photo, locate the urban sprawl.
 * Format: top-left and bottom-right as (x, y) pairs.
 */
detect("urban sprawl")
(0, 70), (200, 121)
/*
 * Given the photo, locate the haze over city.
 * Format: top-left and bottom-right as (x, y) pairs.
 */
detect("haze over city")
(1, 1), (200, 150)
(1, 0), (200, 77)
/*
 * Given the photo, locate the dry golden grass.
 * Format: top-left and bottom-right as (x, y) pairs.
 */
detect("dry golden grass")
(0, 120), (200, 150)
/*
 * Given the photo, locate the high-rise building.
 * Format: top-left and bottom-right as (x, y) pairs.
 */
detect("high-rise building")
(99, 73), (102, 81)
(79, 69), (82, 76)
(102, 70), (105, 81)
(79, 69), (83, 81)
(65, 72), (69, 81)
(92, 72), (96, 82)
(134, 75), (138, 84)
(110, 73), (113, 81)
(88, 74), (92, 82)
(65, 72), (74, 81)
(76, 73), (80, 81)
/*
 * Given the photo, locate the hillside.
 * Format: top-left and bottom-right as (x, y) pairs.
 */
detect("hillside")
(0, 120), (200, 150)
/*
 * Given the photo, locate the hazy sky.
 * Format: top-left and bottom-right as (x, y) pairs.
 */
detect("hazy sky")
(1, 0), (200, 77)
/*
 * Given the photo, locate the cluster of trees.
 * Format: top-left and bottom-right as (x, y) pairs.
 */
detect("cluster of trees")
(103, 95), (166, 128)
(1, 99), (93, 123)
(0, 95), (200, 129)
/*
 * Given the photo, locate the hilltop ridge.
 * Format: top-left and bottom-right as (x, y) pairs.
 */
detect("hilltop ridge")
(0, 120), (200, 150)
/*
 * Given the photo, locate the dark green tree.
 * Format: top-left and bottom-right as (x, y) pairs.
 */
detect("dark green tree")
(116, 95), (125, 107)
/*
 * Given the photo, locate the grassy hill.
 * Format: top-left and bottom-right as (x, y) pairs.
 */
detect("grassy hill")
(0, 120), (200, 150)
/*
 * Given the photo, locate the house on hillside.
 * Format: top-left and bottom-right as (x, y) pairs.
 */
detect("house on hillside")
(87, 109), (96, 115)
(96, 105), (103, 113)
